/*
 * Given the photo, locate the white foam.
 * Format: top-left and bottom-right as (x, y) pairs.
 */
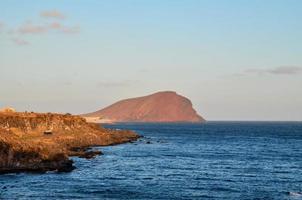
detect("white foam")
(289, 192), (302, 197)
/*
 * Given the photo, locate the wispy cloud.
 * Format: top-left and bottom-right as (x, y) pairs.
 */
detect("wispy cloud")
(11, 38), (29, 46)
(4, 10), (80, 46)
(245, 66), (302, 76)
(18, 22), (48, 34)
(49, 22), (62, 30)
(61, 25), (80, 34)
(17, 21), (80, 35)
(48, 22), (80, 34)
(267, 66), (302, 75)
(40, 10), (65, 20)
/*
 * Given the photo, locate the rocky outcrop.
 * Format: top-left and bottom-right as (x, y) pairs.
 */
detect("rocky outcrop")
(0, 107), (16, 113)
(83, 91), (205, 122)
(0, 135), (73, 173)
(0, 112), (139, 174)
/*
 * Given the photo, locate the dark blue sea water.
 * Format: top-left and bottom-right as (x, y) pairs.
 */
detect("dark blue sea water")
(1, 122), (302, 199)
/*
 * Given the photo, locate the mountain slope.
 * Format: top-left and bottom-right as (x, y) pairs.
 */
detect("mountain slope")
(83, 91), (205, 122)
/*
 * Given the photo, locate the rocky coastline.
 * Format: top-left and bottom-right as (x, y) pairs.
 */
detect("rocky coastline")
(0, 111), (139, 174)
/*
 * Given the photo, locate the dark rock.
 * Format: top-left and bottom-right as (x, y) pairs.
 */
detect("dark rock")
(44, 130), (52, 135)
(78, 150), (103, 159)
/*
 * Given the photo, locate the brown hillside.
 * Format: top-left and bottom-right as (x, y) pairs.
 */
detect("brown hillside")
(84, 91), (205, 122)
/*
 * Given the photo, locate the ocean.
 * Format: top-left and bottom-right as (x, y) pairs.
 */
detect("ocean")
(1, 122), (302, 199)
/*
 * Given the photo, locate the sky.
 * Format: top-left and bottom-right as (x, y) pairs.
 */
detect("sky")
(0, 0), (302, 121)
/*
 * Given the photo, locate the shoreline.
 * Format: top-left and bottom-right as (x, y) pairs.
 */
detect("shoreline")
(0, 112), (140, 174)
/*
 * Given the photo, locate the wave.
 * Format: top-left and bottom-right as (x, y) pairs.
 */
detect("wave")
(288, 191), (302, 197)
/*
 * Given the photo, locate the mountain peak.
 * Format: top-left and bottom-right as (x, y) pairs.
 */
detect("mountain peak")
(154, 91), (177, 95)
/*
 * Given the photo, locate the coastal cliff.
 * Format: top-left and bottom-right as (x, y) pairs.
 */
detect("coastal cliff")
(0, 112), (139, 173)
(83, 91), (205, 123)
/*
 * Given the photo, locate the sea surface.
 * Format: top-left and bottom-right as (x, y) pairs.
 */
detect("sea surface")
(1, 122), (302, 199)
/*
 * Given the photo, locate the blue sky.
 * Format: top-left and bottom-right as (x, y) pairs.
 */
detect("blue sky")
(0, 0), (302, 120)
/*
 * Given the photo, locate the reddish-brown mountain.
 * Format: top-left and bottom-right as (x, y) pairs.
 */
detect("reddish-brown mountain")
(83, 91), (205, 123)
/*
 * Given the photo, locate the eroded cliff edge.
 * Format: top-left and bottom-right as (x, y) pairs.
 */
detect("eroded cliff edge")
(0, 112), (139, 174)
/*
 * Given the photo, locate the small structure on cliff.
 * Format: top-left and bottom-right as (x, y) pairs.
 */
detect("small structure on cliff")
(44, 130), (53, 135)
